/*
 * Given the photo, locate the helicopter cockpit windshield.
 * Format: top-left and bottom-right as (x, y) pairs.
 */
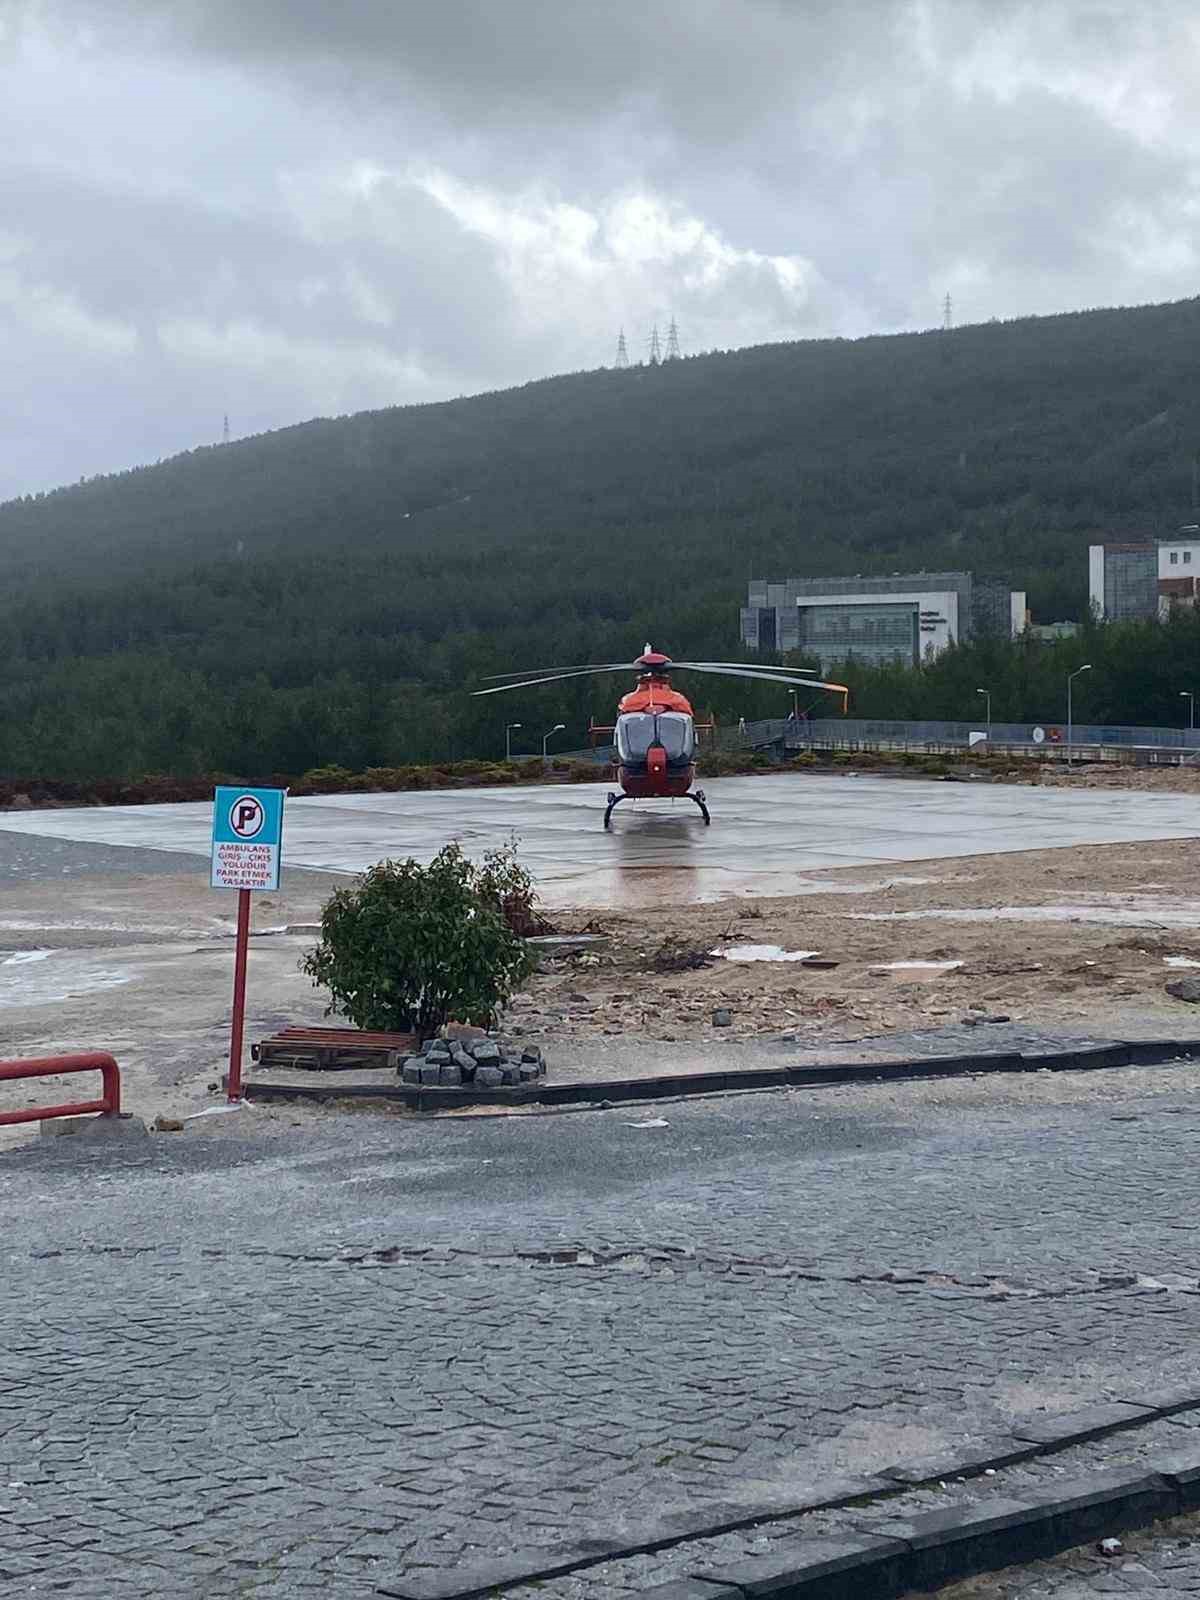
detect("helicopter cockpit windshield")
(616, 711), (696, 769)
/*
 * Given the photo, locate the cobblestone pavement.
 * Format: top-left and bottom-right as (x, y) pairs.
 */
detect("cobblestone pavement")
(6, 1072), (1200, 1596)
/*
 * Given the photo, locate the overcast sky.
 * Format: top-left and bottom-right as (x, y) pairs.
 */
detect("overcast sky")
(2, 0), (1198, 500)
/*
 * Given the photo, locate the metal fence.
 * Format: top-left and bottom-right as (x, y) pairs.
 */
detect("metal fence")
(729, 717), (1200, 760)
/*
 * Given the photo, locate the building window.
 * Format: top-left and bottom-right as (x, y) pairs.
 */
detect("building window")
(1171, 551), (1179, 565)
(1186, 551), (1193, 565)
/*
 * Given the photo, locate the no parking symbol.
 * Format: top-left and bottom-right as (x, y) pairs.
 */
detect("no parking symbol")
(229, 793), (265, 839)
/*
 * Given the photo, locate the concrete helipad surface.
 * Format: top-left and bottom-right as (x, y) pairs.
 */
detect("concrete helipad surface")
(2, 774), (1199, 906)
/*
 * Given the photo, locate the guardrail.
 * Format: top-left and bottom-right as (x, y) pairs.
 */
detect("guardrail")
(0, 1052), (122, 1127)
(728, 716), (1200, 763)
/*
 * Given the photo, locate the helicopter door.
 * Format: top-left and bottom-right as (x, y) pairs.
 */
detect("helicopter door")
(615, 713), (656, 766)
(656, 712), (695, 768)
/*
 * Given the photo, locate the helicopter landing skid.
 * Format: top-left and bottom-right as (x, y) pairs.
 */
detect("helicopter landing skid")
(604, 789), (711, 828)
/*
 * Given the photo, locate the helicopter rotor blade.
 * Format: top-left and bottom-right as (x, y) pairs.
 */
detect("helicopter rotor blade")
(673, 661), (819, 670)
(472, 665), (643, 697)
(480, 662), (631, 681)
(672, 663), (850, 695)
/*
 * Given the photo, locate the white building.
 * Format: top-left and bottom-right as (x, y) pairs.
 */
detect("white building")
(741, 571), (1026, 671)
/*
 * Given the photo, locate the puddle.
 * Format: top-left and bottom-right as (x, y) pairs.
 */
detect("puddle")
(871, 959), (964, 974)
(854, 897), (1200, 930)
(0, 951), (135, 1007)
(713, 944), (821, 963)
(782, 876), (945, 897)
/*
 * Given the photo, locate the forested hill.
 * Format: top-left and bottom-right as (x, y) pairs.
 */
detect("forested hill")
(4, 295), (1200, 779)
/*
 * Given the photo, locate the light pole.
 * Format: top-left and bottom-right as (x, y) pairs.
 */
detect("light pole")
(505, 722), (522, 761)
(542, 722), (565, 760)
(975, 687), (991, 744)
(1067, 664), (1091, 769)
(1181, 691), (1194, 732)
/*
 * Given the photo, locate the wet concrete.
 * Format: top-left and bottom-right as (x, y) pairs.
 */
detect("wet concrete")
(1, 774), (1199, 907)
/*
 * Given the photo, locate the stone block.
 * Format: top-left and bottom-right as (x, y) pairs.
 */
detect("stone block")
(1117, 1384), (1200, 1418)
(518, 1063), (540, 1081)
(641, 1582), (741, 1600)
(1014, 1468), (1176, 1541)
(438, 1064), (462, 1087)
(1012, 1401), (1153, 1447)
(861, 1497), (1052, 1587)
(474, 1065), (503, 1088)
(500, 1066), (520, 1085)
(401, 1063), (422, 1085)
(696, 1532), (908, 1598)
(1155, 1444), (1200, 1510)
(418, 1062), (442, 1085)
(470, 1041), (501, 1064)
(451, 1048), (475, 1072)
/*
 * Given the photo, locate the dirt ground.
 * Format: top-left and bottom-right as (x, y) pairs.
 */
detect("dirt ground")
(3, 816), (1200, 1150)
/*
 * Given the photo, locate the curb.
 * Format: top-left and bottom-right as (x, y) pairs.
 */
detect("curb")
(373, 1401), (1200, 1600)
(243, 1035), (1200, 1113)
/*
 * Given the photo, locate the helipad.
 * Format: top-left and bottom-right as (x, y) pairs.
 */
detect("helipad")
(1, 774), (1197, 906)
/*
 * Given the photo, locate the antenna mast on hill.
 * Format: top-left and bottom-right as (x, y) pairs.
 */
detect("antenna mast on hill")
(222, 413), (230, 444)
(648, 324), (662, 365)
(665, 316), (681, 360)
(614, 329), (629, 369)
(942, 293), (953, 331)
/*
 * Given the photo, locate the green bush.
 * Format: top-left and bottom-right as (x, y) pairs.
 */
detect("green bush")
(301, 842), (536, 1034)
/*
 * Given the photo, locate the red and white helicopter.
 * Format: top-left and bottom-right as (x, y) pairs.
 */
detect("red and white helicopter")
(476, 646), (848, 827)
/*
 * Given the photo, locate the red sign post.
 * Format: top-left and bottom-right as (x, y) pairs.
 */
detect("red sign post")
(226, 888), (253, 1102)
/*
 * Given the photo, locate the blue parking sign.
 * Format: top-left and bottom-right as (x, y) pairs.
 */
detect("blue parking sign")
(211, 786), (285, 891)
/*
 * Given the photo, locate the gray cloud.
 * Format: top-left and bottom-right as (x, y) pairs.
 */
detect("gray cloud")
(3, 0), (1200, 499)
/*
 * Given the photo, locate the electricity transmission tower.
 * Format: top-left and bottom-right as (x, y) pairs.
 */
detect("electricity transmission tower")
(942, 293), (953, 331)
(648, 324), (662, 365)
(614, 329), (629, 369)
(665, 317), (681, 360)
(222, 413), (230, 444)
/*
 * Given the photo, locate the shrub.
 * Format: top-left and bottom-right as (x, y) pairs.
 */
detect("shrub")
(301, 843), (537, 1034)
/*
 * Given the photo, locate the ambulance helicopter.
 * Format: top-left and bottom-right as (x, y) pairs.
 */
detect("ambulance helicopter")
(475, 646), (849, 827)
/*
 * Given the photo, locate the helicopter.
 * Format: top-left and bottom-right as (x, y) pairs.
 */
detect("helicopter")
(474, 646), (849, 827)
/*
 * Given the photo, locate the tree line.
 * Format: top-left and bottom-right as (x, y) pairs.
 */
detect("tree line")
(3, 294), (1200, 777)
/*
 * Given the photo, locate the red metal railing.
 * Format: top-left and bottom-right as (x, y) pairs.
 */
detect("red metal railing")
(0, 1053), (122, 1127)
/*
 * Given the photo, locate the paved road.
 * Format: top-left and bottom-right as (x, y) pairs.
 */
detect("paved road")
(2, 774), (1199, 904)
(6, 1070), (1200, 1597)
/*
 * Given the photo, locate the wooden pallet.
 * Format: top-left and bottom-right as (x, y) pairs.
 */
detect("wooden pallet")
(251, 1026), (417, 1072)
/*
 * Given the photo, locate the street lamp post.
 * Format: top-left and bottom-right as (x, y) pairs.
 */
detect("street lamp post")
(1181, 691), (1195, 732)
(542, 722), (565, 761)
(505, 722), (522, 761)
(1067, 664), (1092, 769)
(975, 687), (991, 744)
